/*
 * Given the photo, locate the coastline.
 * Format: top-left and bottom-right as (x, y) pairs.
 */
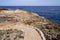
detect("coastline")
(0, 8), (60, 40)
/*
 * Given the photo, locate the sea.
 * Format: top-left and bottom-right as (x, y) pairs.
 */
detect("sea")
(0, 6), (60, 24)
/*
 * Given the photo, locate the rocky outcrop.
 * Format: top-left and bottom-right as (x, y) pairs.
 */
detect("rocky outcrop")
(0, 29), (24, 40)
(0, 8), (8, 11)
(0, 9), (60, 40)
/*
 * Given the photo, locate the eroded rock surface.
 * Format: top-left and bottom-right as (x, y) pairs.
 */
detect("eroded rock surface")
(0, 9), (60, 40)
(0, 29), (24, 40)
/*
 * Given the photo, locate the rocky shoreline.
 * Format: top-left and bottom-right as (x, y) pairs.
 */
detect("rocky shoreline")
(0, 8), (60, 40)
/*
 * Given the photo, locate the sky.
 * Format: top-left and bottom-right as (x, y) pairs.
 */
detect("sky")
(0, 0), (60, 6)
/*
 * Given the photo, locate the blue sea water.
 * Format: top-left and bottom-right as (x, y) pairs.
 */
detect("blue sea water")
(0, 6), (60, 24)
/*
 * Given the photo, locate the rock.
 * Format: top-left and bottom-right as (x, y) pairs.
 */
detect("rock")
(0, 29), (24, 40)
(0, 9), (60, 40)
(56, 34), (60, 40)
(0, 8), (8, 11)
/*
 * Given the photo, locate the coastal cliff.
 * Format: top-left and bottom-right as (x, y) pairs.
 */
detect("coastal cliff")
(0, 9), (60, 40)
